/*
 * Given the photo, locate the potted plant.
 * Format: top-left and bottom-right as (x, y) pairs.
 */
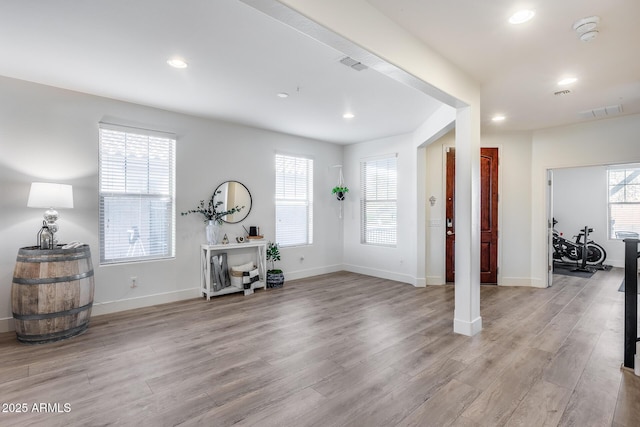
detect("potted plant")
(181, 190), (244, 245)
(332, 185), (349, 201)
(266, 241), (284, 288)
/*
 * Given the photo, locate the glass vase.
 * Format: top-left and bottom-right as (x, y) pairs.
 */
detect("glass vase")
(205, 220), (221, 245)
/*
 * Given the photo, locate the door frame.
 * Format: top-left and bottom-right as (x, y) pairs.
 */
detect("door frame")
(441, 144), (503, 285)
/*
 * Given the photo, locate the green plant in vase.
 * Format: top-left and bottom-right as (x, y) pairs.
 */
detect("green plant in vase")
(181, 190), (244, 245)
(332, 185), (349, 201)
(181, 190), (244, 223)
(266, 241), (284, 288)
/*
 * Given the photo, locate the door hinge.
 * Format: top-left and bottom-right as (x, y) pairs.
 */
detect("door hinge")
(548, 179), (552, 186)
(548, 265), (552, 272)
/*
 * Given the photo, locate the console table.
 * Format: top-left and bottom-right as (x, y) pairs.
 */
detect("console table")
(200, 241), (267, 300)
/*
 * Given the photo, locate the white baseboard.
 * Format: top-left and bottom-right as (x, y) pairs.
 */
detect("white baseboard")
(529, 278), (548, 288)
(500, 277), (534, 287)
(426, 276), (445, 285)
(1, 289), (199, 333)
(454, 316), (483, 336)
(91, 288), (200, 317)
(414, 278), (427, 287)
(0, 317), (15, 333)
(343, 264), (416, 285)
(605, 259), (624, 269)
(285, 264), (344, 281)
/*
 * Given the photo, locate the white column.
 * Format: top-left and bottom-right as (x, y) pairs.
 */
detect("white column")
(453, 106), (482, 336)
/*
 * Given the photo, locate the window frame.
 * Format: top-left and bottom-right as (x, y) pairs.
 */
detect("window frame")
(360, 154), (398, 247)
(274, 153), (314, 248)
(98, 123), (176, 265)
(607, 163), (640, 240)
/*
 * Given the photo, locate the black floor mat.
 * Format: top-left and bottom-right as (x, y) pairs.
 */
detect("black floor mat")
(553, 266), (595, 278)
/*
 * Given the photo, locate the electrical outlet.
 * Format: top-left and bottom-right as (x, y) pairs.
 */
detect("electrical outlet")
(130, 276), (138, 288)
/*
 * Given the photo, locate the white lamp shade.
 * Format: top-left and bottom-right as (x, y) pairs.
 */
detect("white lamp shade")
(27, 182), (74, 209)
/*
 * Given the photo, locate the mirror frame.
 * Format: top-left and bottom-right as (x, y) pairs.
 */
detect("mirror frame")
(213, 180), (252, 224)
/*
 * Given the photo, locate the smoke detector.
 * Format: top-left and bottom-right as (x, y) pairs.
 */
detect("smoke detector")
(573, 16), (600, 42)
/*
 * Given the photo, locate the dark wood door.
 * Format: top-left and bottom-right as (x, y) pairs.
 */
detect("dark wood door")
(445, 147), (499, 283)
(445, 148), (456, 282)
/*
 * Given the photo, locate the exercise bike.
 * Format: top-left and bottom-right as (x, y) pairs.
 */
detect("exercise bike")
(552, 219), (607, 269)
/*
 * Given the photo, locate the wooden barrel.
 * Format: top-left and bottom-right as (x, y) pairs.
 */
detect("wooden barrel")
(11, 245), (95, 344)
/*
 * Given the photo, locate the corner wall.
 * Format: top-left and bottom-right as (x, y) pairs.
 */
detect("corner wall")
(342, 133), (419, 284)
(424, 131), (533, 286)
(531, 114), (640, 287)
(0, 76), (344, 332)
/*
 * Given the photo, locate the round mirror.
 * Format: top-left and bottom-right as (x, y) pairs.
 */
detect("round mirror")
(212, 181), (252, 223)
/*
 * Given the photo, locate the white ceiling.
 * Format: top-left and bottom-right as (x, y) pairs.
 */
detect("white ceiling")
(369, 0), (640, 131)
(1, 0), (638, 143)
(0, 0), (441, 144)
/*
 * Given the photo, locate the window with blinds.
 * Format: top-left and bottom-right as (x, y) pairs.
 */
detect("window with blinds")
(99, 123), (176, 265)
(275, 154), (313, 247)
(608, 164), (640, 239)
(361, 155), (397, 246)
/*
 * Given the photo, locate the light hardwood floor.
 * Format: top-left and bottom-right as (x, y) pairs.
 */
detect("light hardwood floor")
(1, 269), (639, 426)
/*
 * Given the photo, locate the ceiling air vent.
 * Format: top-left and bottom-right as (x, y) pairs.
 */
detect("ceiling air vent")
(554, 89), (571, 96)
(340, 56), (368, 71)
(578, 104), (623, 119)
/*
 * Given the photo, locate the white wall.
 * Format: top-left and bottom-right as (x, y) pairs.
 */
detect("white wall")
(424, 135), (447, 285)
(0, 76), (344, 332)
(342, 133), (419, 284)
(482, 132), (533, 285)
(531, 113), (640, 287)
(553, 165), (627, 268)
(424, 131), (533, 286)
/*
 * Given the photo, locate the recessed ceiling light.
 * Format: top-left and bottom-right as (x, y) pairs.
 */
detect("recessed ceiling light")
(558, 77), (577, 86)
(167, 58), (188, 69)
(492, 115), (506, 122)
(343, 112), (355, 119)
(277, 92), (289, 98)
(509, 10), (535, 24)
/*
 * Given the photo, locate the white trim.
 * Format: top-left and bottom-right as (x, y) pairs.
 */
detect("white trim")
(426, 275), (445, 285)
(284, 264), (343, 281)
(343, 263), (416, 285)
(499, 277), (533, 287)
(1, 290), (197, 333)
(274, 149), (315, 161)
(91, 288), (199, 316)
(0, 317), (15, 333)
(98, 121), (176, 139)
(453, 316), (482, 336)
(359, 152), (398, 162)
(495, 145), (504, 286)
(529, 278), (548, 288)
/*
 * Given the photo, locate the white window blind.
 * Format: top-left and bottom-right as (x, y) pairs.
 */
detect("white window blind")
(361, 155), (397, 246)
(99, 123), (176, 265)
(608, 164), (640, 239)
(275, 154), (313, 247)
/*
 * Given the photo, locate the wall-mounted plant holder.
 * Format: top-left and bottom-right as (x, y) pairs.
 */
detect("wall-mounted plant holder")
(331, 165), (348, 219)
(332, 187), (349, 201)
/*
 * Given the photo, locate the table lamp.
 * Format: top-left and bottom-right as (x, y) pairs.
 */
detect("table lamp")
(27, 182), (74, 244)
